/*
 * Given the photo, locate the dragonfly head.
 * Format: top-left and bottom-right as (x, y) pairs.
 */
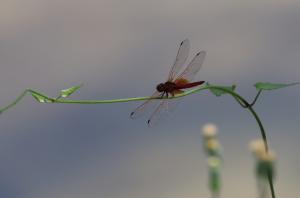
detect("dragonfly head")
(156, 83), (165, 92)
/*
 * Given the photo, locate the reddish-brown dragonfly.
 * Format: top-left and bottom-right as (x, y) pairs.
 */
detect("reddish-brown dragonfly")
(130, 39), (206, 126)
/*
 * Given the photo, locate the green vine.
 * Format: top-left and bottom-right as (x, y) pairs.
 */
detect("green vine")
(1, 81), (300, 198)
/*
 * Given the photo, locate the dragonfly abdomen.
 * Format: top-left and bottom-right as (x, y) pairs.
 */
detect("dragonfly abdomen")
(175, 81), (205, 89)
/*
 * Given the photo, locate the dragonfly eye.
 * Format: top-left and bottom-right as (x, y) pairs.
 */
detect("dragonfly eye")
(156, 83), (165, 92)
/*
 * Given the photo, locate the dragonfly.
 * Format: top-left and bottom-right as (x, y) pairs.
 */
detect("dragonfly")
(130, 39), (206, 126)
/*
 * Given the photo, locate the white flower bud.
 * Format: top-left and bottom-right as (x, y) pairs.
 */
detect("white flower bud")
(207, 157), (221, 168)
(202, 123), (218, 139)
(249, 139), (266, 156)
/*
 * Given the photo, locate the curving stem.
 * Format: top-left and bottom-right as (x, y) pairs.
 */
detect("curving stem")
(0, 85), (277, 198)
(208, 86), (275, 198)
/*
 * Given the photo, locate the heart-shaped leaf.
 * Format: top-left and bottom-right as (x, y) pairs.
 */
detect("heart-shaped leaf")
(254, 82), (300, 91)
(207, 83), (236, 97)
(60, 84), (83, 98)
(31, 92), (52, 103)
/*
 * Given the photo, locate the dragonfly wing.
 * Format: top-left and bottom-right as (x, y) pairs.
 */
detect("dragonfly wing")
(176, 51), (206, 82)
(147, 97), (182, 127)
(130, 91), (162, 119)
(168, 39), (190, 81)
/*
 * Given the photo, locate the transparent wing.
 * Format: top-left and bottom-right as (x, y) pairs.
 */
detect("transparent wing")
(168, 39), (190, 81)
(176, 51), (206, 82)
(147, 97), (182, 127)
(130, 91), (162, 119)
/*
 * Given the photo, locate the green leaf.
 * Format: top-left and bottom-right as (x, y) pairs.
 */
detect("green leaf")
(60, 84), (83, 98)
(31, 92), (52, 103)
(207, 83), (236, 97)
(254, 82), (300, 91)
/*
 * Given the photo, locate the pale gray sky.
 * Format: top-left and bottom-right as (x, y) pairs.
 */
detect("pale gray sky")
(0, 0), (299, 197)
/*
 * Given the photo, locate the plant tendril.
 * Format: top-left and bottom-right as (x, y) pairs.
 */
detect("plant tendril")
(0, 84), (280, 198)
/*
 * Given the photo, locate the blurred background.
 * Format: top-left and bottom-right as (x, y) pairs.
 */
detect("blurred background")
(0, 0), (299, 197)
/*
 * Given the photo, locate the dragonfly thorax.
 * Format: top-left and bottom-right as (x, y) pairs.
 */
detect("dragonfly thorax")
(156, 81), (177, 93)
